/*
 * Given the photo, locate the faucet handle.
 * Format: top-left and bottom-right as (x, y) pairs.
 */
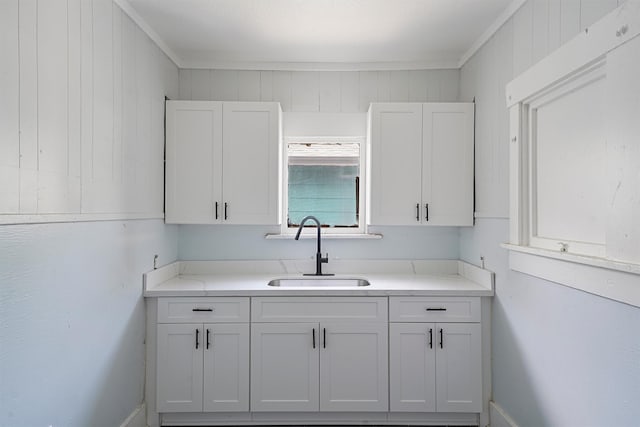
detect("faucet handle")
(321, 253), (329, 263)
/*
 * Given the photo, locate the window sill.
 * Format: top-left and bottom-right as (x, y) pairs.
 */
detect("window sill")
(502, 243), (640, 308)
(265, 233), (383, 240)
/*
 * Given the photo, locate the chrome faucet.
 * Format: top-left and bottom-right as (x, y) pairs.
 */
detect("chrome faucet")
(295, 215), (333, 276)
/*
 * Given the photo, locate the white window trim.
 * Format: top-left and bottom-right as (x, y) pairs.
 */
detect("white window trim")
(280, 136), (367, 236)
(505, 2), (640, 307)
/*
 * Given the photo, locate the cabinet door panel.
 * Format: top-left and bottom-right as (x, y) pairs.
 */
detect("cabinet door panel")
(436, 323), (482, 412)
(368, 103), (422, 225)
(222, 102), (280, 225)
(157, 324), (203, 412)
(203, 323), (249, 412)
(165, 101), (222, 224)
(389, 323), (436, 412)
(320, 322), (388, 412)
(422, 103), (474, 226)
(250, 323), (319, 411)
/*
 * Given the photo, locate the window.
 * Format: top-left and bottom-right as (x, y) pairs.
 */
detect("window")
(282, 137), (365, 234)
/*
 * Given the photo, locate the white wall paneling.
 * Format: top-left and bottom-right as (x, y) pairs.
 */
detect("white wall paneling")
(178, 69), (461, 113)
(460, 1), (638, 427)
(0, 0), (178, 223)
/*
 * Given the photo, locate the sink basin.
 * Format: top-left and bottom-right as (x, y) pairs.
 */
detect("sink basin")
(267, 278), (370, 287)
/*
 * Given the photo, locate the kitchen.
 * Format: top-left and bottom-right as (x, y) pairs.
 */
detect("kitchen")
(1, 1), (639, 427)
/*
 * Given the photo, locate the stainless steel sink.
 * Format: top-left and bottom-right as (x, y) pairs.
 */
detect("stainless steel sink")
(267, 278), (370, 287)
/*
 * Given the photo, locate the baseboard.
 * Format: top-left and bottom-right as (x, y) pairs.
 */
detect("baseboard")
(489, 401), (518, 427)
(120, 403), (146, 427)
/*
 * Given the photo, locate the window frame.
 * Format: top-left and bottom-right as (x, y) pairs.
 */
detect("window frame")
(281, 136), (367, 236)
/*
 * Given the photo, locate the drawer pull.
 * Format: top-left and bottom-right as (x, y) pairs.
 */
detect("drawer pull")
(206, 328), (211, 349)
(426, 307), (447, 311)
(192, 308), (214, 312)
(323, 328), (327, 349)
(439, 328), (444, 349)
(312, 328), (316, 349)
(428, 328), (433, 349)
(195, 328), (200, 349)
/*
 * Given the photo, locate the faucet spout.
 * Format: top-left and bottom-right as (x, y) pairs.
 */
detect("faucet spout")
(294, 215), (333, 276)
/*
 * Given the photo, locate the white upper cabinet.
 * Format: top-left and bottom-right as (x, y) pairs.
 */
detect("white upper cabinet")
(367, 102), (474, 226)
(165, 101), (281, 224)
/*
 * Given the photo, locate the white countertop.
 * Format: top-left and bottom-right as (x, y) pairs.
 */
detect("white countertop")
(144, 259), (494, 297)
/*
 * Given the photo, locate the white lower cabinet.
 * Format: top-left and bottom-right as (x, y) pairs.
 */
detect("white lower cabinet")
(389, 297), (482, 413)
(156, 298), (250, 413)
(250, 297), (389, 412)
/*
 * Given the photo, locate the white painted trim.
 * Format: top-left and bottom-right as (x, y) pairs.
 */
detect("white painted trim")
(119, 403), (146, 427)
(506, 1), (640, 106)
(181, 59), (461, 72)
(489, 401), (519, 427)
(0, 213), (164, 225)
(458, 0), (527, 68)
(265, 233), (383, 240)
(113, 0), (182, 67)
(506, 246), (640, 308)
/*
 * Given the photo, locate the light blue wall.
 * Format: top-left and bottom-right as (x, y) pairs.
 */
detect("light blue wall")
(0, 220), (178, 427)
(178, 225), (461, 260)
(460, 219), (640, 426)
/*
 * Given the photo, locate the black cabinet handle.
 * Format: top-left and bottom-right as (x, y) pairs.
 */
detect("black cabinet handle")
(224, 202), (228, 220)
(429, 328), (433, 349)
(425, 203), (429, 221)
(206, 328), (211, 349)
(426, 307), (447, 311)
(312, 328), (316, 349)
(416, 203), (420, 221)
(323, 328), (326, 348)
(439, 328), (443, 349)
(215, 202), (219, 220)
(192, 308), (213, 312)
(195, 328), (199, 349)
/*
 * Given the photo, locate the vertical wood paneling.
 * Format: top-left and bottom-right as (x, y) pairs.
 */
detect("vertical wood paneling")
(425, 70), (442, 101)
(548, 0), (562, 53)
(92, 0), (114, 186)
(376, 71), (391, 102)
(135, 28), (153, 212)
(260, 71), (273, 101)
(340, 72), (359, 112)
(408, 70), (429, 102)
(272, 71), (292, 111)
(38, 0), (69, 213)
(560, 0), (581, 44)
(121, 13), (138, 212)
(112, 3), (123, 196)
(68, 0), (82, 212)
(0, 0), (20, 213)
(358, 71), (378, 111)
(532, 0), (550, 64)
(150, 45), (166, 212)
(179, 69), (192, 99)
(512, 0), (533, 77)
(439, 69), (460, 102)
(212, 70), (238, 101)
(19, 0), (39, 213)
(80, 0), (94, 212)
(580, 0), (618, 29)
(191, 69), (212, 100)
(319, 72), (341, 113)
(238, 70), (261, 101)
(292, 71), (319, 112)
(389, 71), (410, 101)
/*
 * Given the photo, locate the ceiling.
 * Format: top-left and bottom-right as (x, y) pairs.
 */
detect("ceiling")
(120, 0), (521, 70)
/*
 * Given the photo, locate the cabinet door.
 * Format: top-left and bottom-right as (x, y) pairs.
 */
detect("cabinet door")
(250, 323), (319, 411)
(368, 103), (423, 225)
(319, 323), (388, 412)
(157, 324), (203, 412)
(203, 324), (249, 412)
(422, 103), (474, 226)
(389, 323), (436, 412)
(435, 323), (482, 412)
(222, 102), (281, 225)
(165, 101), (223, 224)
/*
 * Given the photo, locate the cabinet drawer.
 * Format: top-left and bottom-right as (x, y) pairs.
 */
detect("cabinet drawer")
(389, 297), (480, 322)
(157, 297), (250, 323)
(252, 297), (388, 323)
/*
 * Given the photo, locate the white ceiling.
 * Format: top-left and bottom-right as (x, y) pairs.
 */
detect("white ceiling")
(120, 0), (522, 70)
